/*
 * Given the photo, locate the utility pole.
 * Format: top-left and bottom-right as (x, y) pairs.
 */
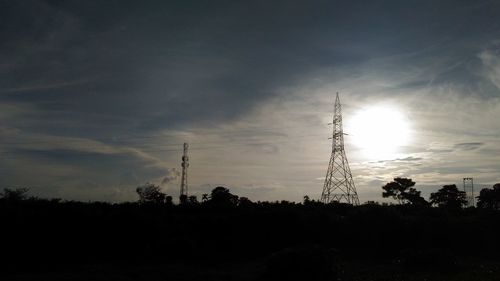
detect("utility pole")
(321, 93), (360, 205)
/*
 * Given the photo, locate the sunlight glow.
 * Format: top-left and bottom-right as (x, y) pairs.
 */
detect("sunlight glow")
(347, 105), (411, 159)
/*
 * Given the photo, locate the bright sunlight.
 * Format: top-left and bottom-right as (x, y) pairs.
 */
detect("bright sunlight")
(347, 105), (411, 159)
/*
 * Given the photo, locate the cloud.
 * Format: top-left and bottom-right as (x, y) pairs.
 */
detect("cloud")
(2, 0), (500, 202)
(1, 132), (167, 167)
(0, 79), (95, 94)
(161, 168), (180, 186)
(376, 156), (424, 164)
(454, 142), (485, 151)
(478, 45), (500, 91)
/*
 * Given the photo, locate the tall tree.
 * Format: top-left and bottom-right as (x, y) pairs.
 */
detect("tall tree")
(382, 178), (427, 205)
(477, 183), (500, 210)
(136, 183), (166, 204)
(429, 185), (467, 209)
(209, 186), (239, 207)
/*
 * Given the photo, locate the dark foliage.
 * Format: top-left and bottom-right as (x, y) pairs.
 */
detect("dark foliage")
(238, 196), (253, 207)
(2, 186), (500, 280)
(188, 195), (199, 204)
(430, 184), (467, 209)
(179, 194), (188, 205)
(477, 183), (500, 210)
(136, 183), (167, 204)
(382, 178), (427, 205)
(209, 186), (239, 207)
(0, 187), (30, 202)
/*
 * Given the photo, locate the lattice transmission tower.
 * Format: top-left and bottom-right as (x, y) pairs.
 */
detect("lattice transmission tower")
(463, 177), (474, 207)
(180, 143), (189, 199)
(321, 93), (360, 205)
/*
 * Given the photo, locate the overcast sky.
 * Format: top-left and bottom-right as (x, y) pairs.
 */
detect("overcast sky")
(1, 0), (500, 202)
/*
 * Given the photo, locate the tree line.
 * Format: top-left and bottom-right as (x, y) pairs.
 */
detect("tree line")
(134, 178), (500, 210)
(382, 177), (500, 209)
(2, 178), (500, 210)
(2, 179), (500, 280)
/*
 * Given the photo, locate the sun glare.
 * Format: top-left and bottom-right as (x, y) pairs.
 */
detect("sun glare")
(347, 105), (411, 159)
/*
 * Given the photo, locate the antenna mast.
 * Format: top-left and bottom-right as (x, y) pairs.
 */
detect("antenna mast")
(321, 93), (360, 205)
(180, 143), (189, 199)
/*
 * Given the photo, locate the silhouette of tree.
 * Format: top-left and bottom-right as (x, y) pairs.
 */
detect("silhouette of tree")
(136, 183), (166, 204)
(165, 195), (173, 207)
(405, 189), (429, 206)
(429, 184), (467, 209)
(303, 195), (311, 205)
(201, 193), (209, 203)
(209, 186), (238, 207)
(0, 187), (30, 202)
(477, 183), (500, 210)
(179, 194), (188, 205)
(382, 178), (426, 205)
(188, 195), (198, 204)
(238, 196), (253, 207)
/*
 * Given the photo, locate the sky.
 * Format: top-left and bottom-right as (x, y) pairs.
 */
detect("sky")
(1, 0), (500, 203)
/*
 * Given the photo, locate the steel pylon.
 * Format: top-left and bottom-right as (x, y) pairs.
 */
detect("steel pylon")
(321, 93), (359, 205)
(463, 177), (474, 207)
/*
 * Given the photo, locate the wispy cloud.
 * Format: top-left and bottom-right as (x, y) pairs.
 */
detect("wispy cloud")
(454, 142), (485, 151)
(478, 44), (500, 91)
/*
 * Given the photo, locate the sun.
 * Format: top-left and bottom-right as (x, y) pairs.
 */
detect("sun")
(346, 105), (411, 159)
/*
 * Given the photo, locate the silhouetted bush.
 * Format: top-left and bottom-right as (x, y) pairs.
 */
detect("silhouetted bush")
(0, 187), (30, 202)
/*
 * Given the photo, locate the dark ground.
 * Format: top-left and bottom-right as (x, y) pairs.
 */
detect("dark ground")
(2, 200), (500, 281)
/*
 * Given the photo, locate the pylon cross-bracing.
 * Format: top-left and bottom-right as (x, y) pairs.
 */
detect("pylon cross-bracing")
(321, 93), (360, 205)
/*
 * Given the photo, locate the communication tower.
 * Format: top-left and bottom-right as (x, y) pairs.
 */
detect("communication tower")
(180, 143), (189, 199)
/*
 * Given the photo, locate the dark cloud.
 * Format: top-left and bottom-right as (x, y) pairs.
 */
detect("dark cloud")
(376, 156), (423, 164)
(454, 142), (485, 151)
(3, 0), (499, 136)
(426, 148), (454, 154)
